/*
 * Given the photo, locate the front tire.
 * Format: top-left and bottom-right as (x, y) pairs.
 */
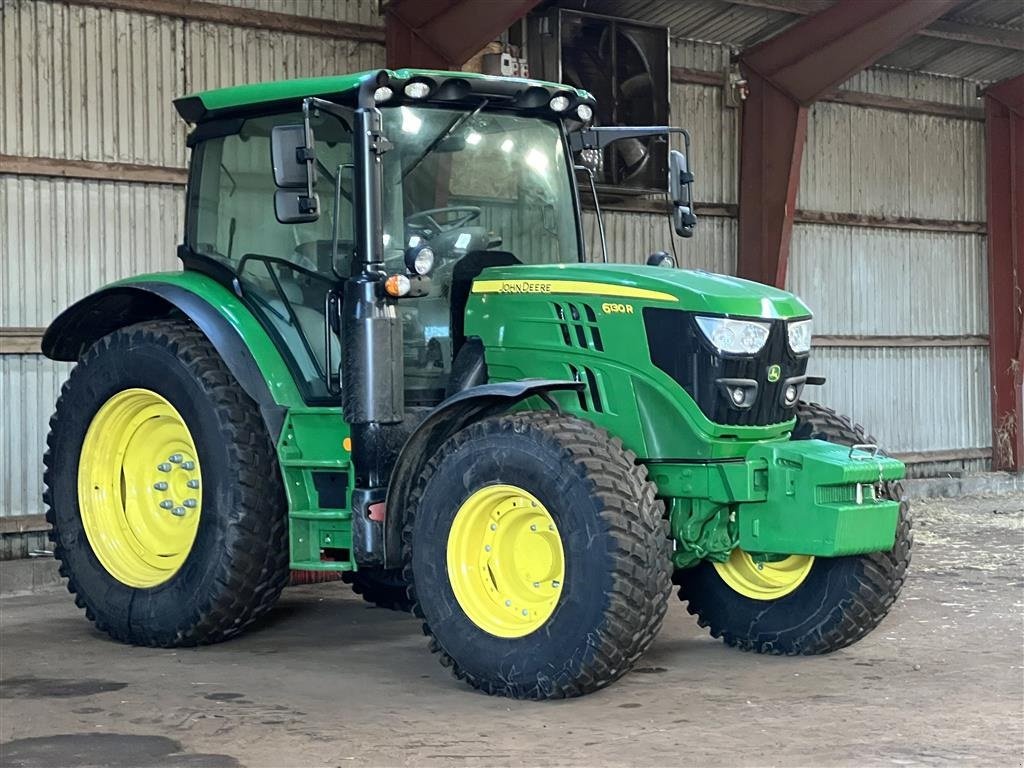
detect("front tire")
(676, 402), (912, 655)
(43, 320), (289, 647)
(404, 411), (671, 699)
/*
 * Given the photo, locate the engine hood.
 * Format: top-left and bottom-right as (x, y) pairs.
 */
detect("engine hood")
(471, 263), (811, 319)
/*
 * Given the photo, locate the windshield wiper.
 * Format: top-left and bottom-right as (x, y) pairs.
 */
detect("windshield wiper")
(401, 98), (489, 181)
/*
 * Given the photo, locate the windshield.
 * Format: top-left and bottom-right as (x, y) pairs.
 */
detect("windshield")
(379, 106), (581, 269)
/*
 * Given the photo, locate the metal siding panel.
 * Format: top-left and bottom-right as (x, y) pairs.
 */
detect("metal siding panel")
(0, 176), (183, 328)
(671, 38), (730, 72)
(1, 0), (186, 166)
(798, 101), (986, 221)
(838, 67), (980, 107)
(0, 355), (72, 519)
(670, 81), (738, 205)
(582, 210), (736, 275)
(199, 0), (383, 26)
(809, 346), (991, 453)
(788, 224), (988, 335)
(185, 22), (384, 94)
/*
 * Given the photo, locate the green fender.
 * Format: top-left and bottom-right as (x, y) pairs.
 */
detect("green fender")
(42, 270), (305, 439)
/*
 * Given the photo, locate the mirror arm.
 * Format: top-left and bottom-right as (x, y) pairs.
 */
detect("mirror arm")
(574, 164), (607, 264)
(569, 126), (691, 151)
(300, 100), (319, 215)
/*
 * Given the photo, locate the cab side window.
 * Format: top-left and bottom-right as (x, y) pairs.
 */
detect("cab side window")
(186, 111), (354, 401)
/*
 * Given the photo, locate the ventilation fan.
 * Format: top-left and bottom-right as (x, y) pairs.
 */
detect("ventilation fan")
(528, 10), (669, 192)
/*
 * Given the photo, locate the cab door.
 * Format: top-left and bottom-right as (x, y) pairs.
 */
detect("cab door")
(185, 109), (356, 402)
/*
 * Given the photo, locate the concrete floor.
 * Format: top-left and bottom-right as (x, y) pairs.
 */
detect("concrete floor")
(1, 494), (1022, 768)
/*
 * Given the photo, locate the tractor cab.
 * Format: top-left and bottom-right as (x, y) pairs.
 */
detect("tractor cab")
(177, 69), (693, 406)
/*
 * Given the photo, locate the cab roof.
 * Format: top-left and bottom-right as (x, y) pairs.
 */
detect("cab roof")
(174, 68), (595, 124)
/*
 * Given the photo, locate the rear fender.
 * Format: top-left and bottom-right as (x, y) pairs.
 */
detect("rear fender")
(381, 379), (584, 569)
(41, 272), (304, 439)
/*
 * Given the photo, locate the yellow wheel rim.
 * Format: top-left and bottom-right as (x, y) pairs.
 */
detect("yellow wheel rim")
(446, 484), (565, 638)
(713, 549), (814, 600)
(78, 388), (203, 588)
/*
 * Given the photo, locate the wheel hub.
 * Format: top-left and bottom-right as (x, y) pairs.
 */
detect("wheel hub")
(446, 484), (565, 638)
(713, 549), (814, 600)
(78, 388), (203, 588)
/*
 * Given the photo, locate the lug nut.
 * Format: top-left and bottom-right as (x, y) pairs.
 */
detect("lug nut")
(181, 461), (195, 470)
(552, 580), (561, 588)
(171, 507), (187, 517)
(490, 523), (497, 531)
(169, 454), (183, 463)
(530, 524), (537, 531)
(521, 609), (529, 616)
(505, 600), (512, 607)
(153, 481), (168, 491)
(183, 499), (198, 508)
(485, 545), (492, 552)
(533, 582), (540, 588)
(186, 479), (200, 489)
(159, 500), (174, 509)
(158, 463), (172, 472)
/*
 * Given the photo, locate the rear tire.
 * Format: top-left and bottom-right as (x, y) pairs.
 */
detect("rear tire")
(342, 568), (413, 612)
(676, 402), (912, 655)
(404, 411), (672, 699)
(43, 320), (289, 647)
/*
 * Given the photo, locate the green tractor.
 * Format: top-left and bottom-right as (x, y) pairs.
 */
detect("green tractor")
(42, 69), (910, 699)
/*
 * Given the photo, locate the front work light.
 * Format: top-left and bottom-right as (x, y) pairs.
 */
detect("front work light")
(787, 319), (813, 353)
(373, 86), (394, 103)
(576, 104), (593, 121)
(405, 244), (435, 276)
(549, 95), (570, 112)
(695, 316), (770, 355)
(404, 82), (430, 99)
(646, 251), (675, 268)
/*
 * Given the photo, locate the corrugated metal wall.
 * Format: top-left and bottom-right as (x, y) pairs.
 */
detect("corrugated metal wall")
(790, 71), (990, 466)
(0, 5), (994, 530)
(0, 0), (384, 526)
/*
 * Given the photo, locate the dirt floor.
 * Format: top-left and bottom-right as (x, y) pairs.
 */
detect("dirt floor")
(1, 494), (1022, 768)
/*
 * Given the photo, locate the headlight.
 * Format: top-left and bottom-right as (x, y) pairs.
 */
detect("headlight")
(695, 316), (770, 355)
(405, 244), (434, 276)
(787, 319), (813, 353)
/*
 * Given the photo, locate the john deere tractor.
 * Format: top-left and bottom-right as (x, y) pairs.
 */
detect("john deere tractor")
(42, 69), (910, 699)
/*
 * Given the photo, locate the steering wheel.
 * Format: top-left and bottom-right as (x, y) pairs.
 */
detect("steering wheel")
(405, 206), (481, 236)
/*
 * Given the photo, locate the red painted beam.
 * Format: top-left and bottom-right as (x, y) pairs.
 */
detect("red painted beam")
(385, 0), (540, 70)
(984, 74), (1024, 471)
(737, 0), (958, 287)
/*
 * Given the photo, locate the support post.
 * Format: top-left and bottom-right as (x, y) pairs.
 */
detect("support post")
(736, 0), (958, 287)
(984, 75), (1024, 471)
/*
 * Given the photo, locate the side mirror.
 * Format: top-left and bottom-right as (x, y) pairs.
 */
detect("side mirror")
(274, 189), (320, 224)
(271, 125), (310, 187)
(271, 124), (319, 224)
(668, 149), (693, 204)
(669, 149), (697, 238)
(673, 205), (697, 239)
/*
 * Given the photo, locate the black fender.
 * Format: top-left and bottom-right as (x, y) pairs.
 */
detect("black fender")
(41, 282), (288, 440)
(381, 379), (584, 569)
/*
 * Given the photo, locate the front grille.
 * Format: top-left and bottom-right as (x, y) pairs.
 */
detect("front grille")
(552, 301), (604, 352)
(643, 308), (809, 427)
